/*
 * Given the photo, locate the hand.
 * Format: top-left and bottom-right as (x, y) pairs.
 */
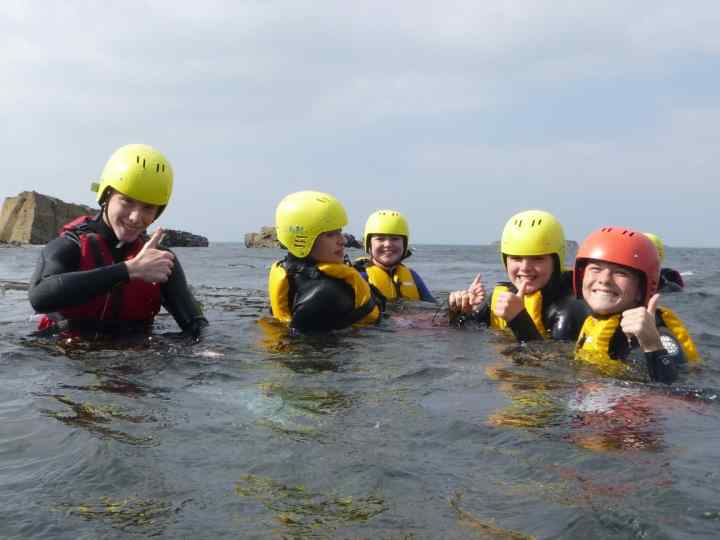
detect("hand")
(448, 273), (486, 313)
(493, 280), (528, 322)
(621, 293), (663, 352)
(125, 228), (175, 284)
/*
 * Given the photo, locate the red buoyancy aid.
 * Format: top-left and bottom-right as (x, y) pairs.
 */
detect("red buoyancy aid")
(39, 216), (161, 328)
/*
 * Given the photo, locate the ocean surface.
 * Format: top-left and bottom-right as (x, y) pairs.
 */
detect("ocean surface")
(1, 243), (719, 539)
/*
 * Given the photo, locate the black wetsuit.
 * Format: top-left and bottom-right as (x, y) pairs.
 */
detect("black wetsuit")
(577, 316), (686, 384)
(28, 214), (207, 337)
(456, 270), (590, 342)
(278, 254), (385, 333)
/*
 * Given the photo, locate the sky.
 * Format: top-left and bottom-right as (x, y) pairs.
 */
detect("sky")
(2, 1), (720, 246)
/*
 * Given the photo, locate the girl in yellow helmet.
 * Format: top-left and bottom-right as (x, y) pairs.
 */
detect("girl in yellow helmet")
(643, 232), (684, 292)
(268, 191), (384, 332)
(28, 144), (207, 338)
(449, 209), (587, 341)
(354, 210), (435, 303)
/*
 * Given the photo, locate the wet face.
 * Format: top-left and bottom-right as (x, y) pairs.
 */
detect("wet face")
(505, 254), (554, 294)
(370, 235), (405, 269)
(581, 260), (642, 315)
(310, 229), (345, 263)
(104, 191), (159, 243)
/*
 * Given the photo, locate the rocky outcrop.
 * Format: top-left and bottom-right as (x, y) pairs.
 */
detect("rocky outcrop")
(160, 229), (209, 247)
(0, 191), (95, 244)
(245, 226), (280, 248)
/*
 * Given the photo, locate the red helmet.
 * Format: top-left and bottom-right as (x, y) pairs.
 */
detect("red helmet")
(574, 226), (660, 306)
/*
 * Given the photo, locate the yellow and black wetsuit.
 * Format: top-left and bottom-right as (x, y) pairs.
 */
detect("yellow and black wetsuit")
(461, 270), (588, 342)
(576, 307), (698, 384)
(268, 255), (383, 333)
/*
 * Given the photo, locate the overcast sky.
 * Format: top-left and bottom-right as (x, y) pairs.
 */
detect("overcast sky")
(3, 1), (719, 246)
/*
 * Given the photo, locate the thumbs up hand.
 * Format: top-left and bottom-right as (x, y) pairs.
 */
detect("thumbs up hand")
(125, 228), (175, 283)
(620, 293), (663, 352)
(493, 280), (529, 322)
(448, 273), (486, 314)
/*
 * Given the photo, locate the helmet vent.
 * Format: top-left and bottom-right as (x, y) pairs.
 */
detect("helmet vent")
(142, 158), (146, 168)
(156, 163), (160, 173)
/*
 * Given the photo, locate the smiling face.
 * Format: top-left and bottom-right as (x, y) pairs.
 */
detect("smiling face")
(581, 260), (642, 315)
(310, 229), (345, 263)
(104, 190), (159, 243)
(370, 235), (405, 269)
(505, 254), (554, 294)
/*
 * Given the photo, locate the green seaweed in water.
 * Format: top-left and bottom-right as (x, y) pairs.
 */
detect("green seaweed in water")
(53, 495), (180, 532)
(235, 474), (387, 535)
(40, 394), (157, 446)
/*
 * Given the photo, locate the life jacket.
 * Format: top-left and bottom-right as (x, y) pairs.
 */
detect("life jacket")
(268, 260), (380, 326)
(364, 263), (421, 302)
(489, 284), (547, 337)
(575, 307), (699, 370)
(37, 216), (161, 330)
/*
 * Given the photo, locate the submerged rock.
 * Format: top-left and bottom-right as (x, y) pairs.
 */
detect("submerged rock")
(0, 191), (95, 244)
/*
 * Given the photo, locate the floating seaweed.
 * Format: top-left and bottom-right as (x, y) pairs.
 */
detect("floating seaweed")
(53, 495), (185, 533)
(235, 474), (387, 536)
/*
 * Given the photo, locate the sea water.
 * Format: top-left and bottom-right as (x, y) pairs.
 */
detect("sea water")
(1, 244), (719, 539)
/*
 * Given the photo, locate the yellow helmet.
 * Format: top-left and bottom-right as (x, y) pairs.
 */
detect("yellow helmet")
(500, 209), (566, 268)
(643, 232), (665, 263)
(363, 209), (410, 254)
(275, 191), (348, 258)
(91, 144), (174, 212)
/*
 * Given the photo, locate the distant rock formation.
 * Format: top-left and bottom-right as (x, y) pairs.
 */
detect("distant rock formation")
(245, 226), (280, 248)
(244, 226), (363, 250)
(160, 229), (209, 247)
(0, 191), (95, 244)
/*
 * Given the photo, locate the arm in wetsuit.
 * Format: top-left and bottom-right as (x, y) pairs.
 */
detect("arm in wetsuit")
(28, 235), (129, 311)
(611, 327), (685, 384)
(160, 255), (208, 337)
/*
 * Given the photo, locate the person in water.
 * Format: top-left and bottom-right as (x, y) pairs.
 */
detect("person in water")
(268, 190), (383, 332)
(448, 209), (587, 341)
(574, 226), (699, 384)
(643, 232), (684, 292)
(354, 209), (435, 303)
(28, 144), (207, 338)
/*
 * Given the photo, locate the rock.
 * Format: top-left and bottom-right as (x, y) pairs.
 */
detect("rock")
(245, 226), (281, 248)
(159, 229), (209, 247)
(0, 191), (95, 244)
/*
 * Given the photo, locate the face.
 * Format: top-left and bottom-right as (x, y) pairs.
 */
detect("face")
(581, 260), (642, 315)
(505, 255), (554, 294)
(370, 235), (405, 269)
(104, 191), (159, 243)
(310, 229), (345, 263)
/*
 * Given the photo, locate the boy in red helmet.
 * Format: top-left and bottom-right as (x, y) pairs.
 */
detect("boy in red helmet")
(574, 227), (699, 384)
